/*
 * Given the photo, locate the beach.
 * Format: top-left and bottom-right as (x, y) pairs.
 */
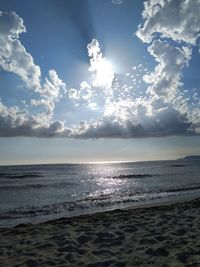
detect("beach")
(1, 198), (200, 267)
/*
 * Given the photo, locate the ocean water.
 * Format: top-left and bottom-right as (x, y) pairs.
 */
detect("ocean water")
(0, 160), (200, 228)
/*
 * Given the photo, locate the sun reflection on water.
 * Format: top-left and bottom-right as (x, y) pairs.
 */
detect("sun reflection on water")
(86, 163), (136, 201)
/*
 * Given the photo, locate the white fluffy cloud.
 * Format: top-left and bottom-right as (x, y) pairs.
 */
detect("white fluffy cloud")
(136, 0), (200, 45)
(0, 11), (68, 126)
(133, 0), (200, 136)
(68, 81), (92, 101)
(0, 11), (41, 90)
(112, 0), (123, 5)
(143, 40), (192, 98)
(42, 70), (66, 98)
(33, 70), (67, 122)
(87, 39), (114, 89)
(69, 88), (80, 100)
(0, 6), (200, 139)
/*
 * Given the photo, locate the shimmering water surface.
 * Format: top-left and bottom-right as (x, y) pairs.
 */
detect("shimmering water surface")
(0, 160), (200, 227)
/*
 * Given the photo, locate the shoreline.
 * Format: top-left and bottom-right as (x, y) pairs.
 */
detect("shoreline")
(1, 191), (200, 229)
(10, 194), (200, 228)
(1, 197), (200, 266)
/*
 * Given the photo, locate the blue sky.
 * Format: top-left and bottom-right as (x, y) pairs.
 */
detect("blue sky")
(0, 0), (200, 165)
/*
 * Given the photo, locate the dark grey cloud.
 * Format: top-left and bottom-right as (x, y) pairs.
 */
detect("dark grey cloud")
(0, 114), (72, 138)
(72, 107), (194, 139)
(0, 101), (195, 139)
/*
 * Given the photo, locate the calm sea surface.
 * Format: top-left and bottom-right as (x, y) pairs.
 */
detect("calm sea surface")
(0, 160), (200, 227)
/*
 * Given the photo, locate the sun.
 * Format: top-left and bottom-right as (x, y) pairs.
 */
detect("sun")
(93, 58), (114, 89)
(88, 39), (115, 89)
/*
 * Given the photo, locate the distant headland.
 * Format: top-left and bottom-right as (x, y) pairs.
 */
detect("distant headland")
(178, 155), (200, 160)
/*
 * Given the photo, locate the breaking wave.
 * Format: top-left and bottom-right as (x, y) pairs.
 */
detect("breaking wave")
(1, 184), (200, 220)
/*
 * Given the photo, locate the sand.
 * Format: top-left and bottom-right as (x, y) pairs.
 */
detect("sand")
(1, 199), (200, 267)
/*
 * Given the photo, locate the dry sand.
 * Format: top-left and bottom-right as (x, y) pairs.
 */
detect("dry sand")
(1, 198), (200, 267)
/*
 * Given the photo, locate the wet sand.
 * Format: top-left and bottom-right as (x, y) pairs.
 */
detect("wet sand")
(1, 198), (200, 267)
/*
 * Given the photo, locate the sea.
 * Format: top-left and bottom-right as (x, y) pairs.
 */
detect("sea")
(0, 159), (200, 228)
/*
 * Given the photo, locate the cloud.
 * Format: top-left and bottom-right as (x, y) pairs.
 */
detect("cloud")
(32, 70), (67, 123)
(0, 98), (194, 138)
(69, 88), (80, 100)
(112, 0), (123, 5)
(0, 11), (67, 123)
(0, 8), (200, 139)
(87, 39), (114, 89)
(143, 39), (192, 98)
(0, 11), (41, 90)
(0, 11), (25, 37)
(136, 0), (200, 45)
(133, 0), (200, 137)
(71, 104), (193, 138)
(68, 81), (92, 101)
(76, 0), (200, 139)
(80, 81), (93, 100)
(0, 100), (72, 138)
(42, 70), (66, 98)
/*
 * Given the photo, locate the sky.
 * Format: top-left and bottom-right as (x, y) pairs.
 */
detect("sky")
(0, 0), (200, 165)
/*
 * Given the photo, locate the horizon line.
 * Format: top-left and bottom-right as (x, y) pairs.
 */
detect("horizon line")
(0, 158), (183, 167)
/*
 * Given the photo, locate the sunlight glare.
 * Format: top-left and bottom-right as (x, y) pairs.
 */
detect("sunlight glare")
(93, 58), (114, 89)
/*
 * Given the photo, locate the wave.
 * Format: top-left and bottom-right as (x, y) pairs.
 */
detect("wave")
(0, 181), (78, 190)
(111, 174), (153, 179)
(166, 185), (200, 193)
(0, 173), (43, 179)
(170, 164), (186, 167)
(1, 184), (200, 220)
